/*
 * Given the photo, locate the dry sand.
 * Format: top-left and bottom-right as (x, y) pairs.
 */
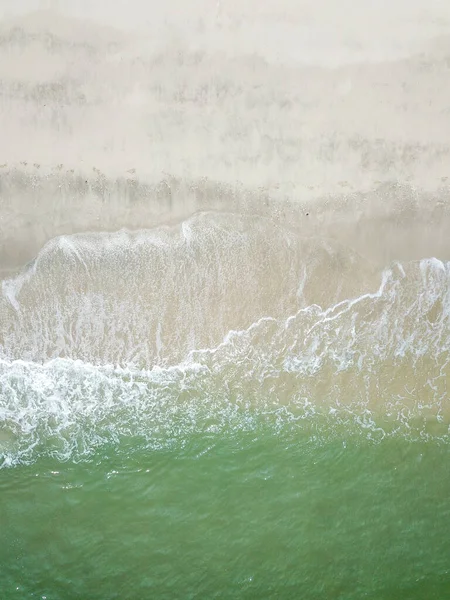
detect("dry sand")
(0, 0), (450, 274)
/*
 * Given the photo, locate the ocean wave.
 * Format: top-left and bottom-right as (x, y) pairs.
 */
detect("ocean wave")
(1, 234), (449, 466)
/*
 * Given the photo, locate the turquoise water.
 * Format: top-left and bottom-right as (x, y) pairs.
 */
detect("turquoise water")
(1, 429), (450, 599)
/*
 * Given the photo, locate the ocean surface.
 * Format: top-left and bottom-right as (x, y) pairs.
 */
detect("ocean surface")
(1, 211), (450, 598)
(1, 2), (450, 598)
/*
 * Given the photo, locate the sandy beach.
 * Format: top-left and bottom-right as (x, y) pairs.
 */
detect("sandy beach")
(0, 0), (449, 274)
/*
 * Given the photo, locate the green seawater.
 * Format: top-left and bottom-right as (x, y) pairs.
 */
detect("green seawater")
(1, 428), (450, 599)
(2, 223), (450, 597)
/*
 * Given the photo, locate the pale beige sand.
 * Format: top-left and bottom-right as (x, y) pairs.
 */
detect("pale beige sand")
(0, 0), (450, 274)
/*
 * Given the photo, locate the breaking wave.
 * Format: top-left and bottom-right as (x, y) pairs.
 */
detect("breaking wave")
(1, 212), (450, 466)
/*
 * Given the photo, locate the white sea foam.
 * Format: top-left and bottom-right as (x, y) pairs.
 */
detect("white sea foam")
(1, 251), (449, 466)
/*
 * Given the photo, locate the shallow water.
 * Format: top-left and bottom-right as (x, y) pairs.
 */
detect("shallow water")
(1, 432), (450, 599)
(1, 212), (450, 598)
(1, 213), (450, 466)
